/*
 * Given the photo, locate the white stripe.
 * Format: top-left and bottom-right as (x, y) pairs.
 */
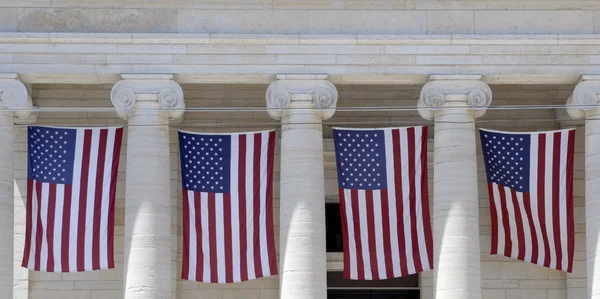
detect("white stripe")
(492, 184), (505, 255)
(544, 133), (557, 268)
(40, 183), (49, 271)
(414, 127), (429, 271)
(372, 190), (386, 278)
(53, 184), (65, 272)
(559, 130), (569, 271)
(84, 129), (99, 271)
(503, 186), (519, 259)
(187, 191), (197, 281)
(200, 192), (211, 282)
(343, 189), (357, 279)
(69, 129), (84, 271)
(383, 129), (400, 277)
(229, 135), (241, 282)
(516, 192), (532, 262)
(529, 133), (545, 265)
(357, 190), (372, 279)
(28, 181), (38, 269)
(215, 193), (226, 283)
(399, 129), (414, 274)
(259, 132), (270, 276)
(245, 135), (255, 280)
(99, 128), (115, 269)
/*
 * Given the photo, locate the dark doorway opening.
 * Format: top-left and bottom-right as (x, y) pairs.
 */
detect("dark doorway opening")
(328, 290), (420, 299)
(327, 272), (419, 299)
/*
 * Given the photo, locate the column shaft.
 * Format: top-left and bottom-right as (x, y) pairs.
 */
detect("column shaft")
(0, 108), (14, 298)
(432, 95), (481, 299)
(279, 96), (327, 299)
(123, 97), (172, 299)
(586, 109), (600, 299)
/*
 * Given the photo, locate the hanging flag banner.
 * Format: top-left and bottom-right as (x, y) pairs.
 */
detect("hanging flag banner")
(333, 126), (433, 280)
(22, 126), (123, 272)
(480, 128), (575, 272)
(178, 130), (278, 283)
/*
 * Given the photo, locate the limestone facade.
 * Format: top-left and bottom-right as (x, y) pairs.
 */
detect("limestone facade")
(2, 1), (600, 298)
(2, 82), (584, 299)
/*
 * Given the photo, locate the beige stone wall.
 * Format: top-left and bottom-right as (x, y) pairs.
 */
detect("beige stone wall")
(13, 83), (584, 299)
(1, 0), (599, 34)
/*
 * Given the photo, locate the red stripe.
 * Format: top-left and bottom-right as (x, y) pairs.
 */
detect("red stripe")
(488, 182), (499, 255)
(181, 191), (190, 280)
(107, 128), (122, 269)
(511, 190), (526, 261)
(34, 181), (42, 271)
(498, 186), (512, 257)
(552, 132), (563, 270)
(392, 129), (408, 276)
(46, 184), (57, 272)
(339, 190), (352, 279)
(223, 192), (233, 283)
(350, 189), (365, 280)
(208, 192), (218, 283)
(380, 189), (394, 279)
(566, 130), (575, 272)
(522, 192), (539, 264)
(265, 131), (278, 274)
(407, 127), (423, 273)
(252, 133), (263, 278)
(77, 129), (93, 271)
(238, 134), (248, 282)
(537, 133), (551, 268)
(22, 178), (33, 268)
(92, 129), (108, 270)
(365, 190), (379, 280)
(194, 192), (203, 281)
(61, 184), (72, 272)
(420, 126), (433, 268)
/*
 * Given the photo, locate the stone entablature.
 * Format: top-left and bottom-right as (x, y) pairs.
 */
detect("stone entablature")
(1, 33), (600, 86)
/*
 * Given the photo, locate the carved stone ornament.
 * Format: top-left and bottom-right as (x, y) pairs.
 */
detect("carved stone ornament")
(566, 78), (600, 119)
(110, 75), (185, 120)
(0, 74), (33, 119)
(417, 78), (492, 120)
(266, 75), (338, 120)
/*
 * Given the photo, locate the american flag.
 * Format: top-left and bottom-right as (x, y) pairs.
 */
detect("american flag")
(22, 126), (123, 272)
(333, 126), (433, 280)
(178, 130), (278, 283)
(480, 128), (575, 272)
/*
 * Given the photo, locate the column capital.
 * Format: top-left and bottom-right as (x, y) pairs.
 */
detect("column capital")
(418, 75), (492, 120)
(566, 75), (600, 119)
(0, 73), (32, 120)
(110, 74), (185, 120)
(266, 74), (338, 120)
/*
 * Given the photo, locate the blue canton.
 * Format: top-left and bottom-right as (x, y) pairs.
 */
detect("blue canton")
(480, 130), (531, 193)
(333, 129), (387, 190)
(179, 132), (231, 193)
(28, 126), (76, 184)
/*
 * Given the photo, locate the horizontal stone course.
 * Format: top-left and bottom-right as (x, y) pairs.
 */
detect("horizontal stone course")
(2, 8), (598, 34)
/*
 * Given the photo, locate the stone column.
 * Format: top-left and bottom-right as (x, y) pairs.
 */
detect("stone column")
(266, 74), (337, 299)
(0, 74), (32, 298)
(567, 75), (600, 299)
(418, 75), (492, 299)
(111, 74), (184, 299)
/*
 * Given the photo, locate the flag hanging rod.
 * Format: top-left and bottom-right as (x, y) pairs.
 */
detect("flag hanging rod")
(3, 118), (587, 128)
(8, 104), (598, 113)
